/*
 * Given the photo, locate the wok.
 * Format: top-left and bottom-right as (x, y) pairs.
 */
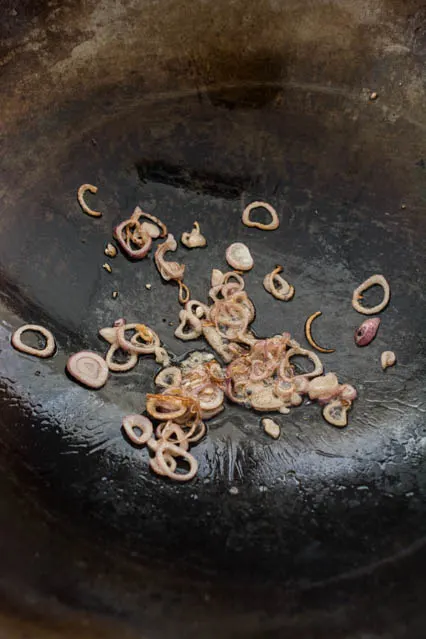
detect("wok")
(1, 0), (426, 637)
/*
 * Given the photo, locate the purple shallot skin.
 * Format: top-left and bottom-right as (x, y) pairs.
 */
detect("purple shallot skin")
(354, 317), (381, 346)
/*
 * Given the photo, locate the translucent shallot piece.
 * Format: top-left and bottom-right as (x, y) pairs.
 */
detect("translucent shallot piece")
(155, 234), (186, 281)
(181, 222), (207, 248)
(122, 414), (153, 445)
(262, 418), (281, 439)
(322, 399), (350, 427)
(381, 350), (396, 370)
(225, 243), (254, 271)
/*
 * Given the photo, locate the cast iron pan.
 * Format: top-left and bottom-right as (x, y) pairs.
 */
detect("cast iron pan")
(1, 0), (426, 637)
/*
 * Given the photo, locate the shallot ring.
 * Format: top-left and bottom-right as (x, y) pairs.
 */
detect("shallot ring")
(304, 311), (335, 354)
(242, 201), (279, 230)
(105, 343), (138, 372)
(133, 207), (168, 237)
(178, 281), (191, 305)
(352, 274), (390, 315)
(145, 393), (188, 421)
(116, 323), (159, 354)
(155, 442), (198, 482)
(284, 346), (323, 378)
(77, 183), (102, 217)
(263, 265), (294, 301)
(149, 453), (177, 476)
(122, 414), (153, 445)
(11, 324), (56, 358)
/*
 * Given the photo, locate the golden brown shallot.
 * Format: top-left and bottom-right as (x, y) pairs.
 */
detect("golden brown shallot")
(242, 201), (280, 231)
(66, 351), (109, 389)
(381, 350), (397, 370)
(104, 243), (117, 258)
(178, 281), (191, 305)
(225, 243), (254, 271)
(304, 311), (335, 353)
(181, 222), (207, 248)
(11, 324), (56, 358)
(263, 266), (295, 302)
(122, 414), (153, 445)
(352, 274), (390, 315)
(77, 183), (102, 217)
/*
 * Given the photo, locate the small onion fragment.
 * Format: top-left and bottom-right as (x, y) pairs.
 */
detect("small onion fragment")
(67, 351), (109, 389)
(77, 183), (102, 217)
(322, 399), (349, 427)
(225, 243), (254, 271)
(381, 350), (396, 370)
(262, 418), (281, 439)
(242, 201), (280, 231)
(11, 324), (56, 358)
(154, 234), (185, 281)
(122, 414), (153, 445)
(181, 222), (207, 248)
(354, 317), (381, 346)
(352, 274), (390, 315)
(154, 442), (198, 482)
(263, 266), (295, 302)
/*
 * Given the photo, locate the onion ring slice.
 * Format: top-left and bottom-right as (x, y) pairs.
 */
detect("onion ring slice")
(67, 351), (109, 389)
(263, 266), (294, 301)
(11, 324), (56, 358)
(304, 311), (335, 354)
(242, 201), (279, 230)
(77, 183), (102, 217)
(122, 414), (153, 445)
(352, 274), (390, 315)
(105, 343), (138, 372)
(155, 442), (198, 482)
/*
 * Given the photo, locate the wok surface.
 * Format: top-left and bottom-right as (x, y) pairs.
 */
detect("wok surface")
(1, 0), (426, 637)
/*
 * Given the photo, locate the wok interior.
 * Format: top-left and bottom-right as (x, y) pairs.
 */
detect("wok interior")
(1, 0), (426, 637)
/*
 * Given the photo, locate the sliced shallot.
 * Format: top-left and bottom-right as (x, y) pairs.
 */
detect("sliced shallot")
(11, 324), (56, 358)
(354, 317), (381, 346)
(154, 234), (185, 281)
(261, 418), (281, 439)
(181, 222), (207, 248)
(381, 350), (396, 370)
(263, 266), (295, 302)
(67, 351), (109, 389)
(242, 201), (280, 231)
(114, 208), (152, 259)
(322, 399), (350, 427)
(77, 183), (102, 217)
(154, 442), (198, 482)
(122, 414), (153, 445)
(304, 311), (335, 353)
(225, 243), (253, 271)
(352, 274), (390, 315)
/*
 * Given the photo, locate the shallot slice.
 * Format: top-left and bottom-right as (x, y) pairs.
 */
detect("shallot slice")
(155, 367), (182, 389)
(175, 300), (207, 341)
(304, 311), (335, 353)
(262, 418), (281, 439)
(352, 274), (390, 315)
(122, 414), (153, 445)
(154, 234), (185, 281)
(211, 269), (224, 287)
(132, 207), (167, 237)
(308, 373), (339, 401)
(263, 266), (294, 301)
(77, 183), (102, 217)
(116, 323), (159, 354)
(156, 422), (190, 451)
(225, 243), (254, 271)
(354, 317), (381, 346)
(114, 215), (152, 259)
(154, 442), (198, 482)
(283, 346), (323, 379)
(67, 351), (109, 389)
(381, 350), (396, 370)
(105, 344), (138, 372)
(145, 394), (188, 421)
(322, 399), (349, 427)
(181, 222), (207, 248)
(11, 324), (56, 358)
(242, 201), (280, 230)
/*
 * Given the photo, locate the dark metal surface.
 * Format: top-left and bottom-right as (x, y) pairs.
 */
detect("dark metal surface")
(1, 0), (426, 637)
